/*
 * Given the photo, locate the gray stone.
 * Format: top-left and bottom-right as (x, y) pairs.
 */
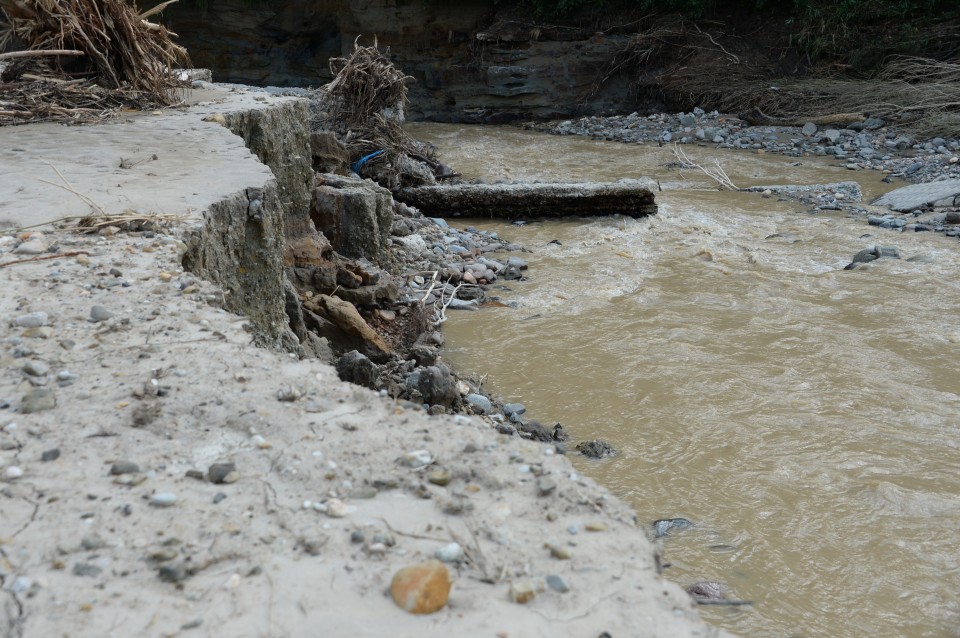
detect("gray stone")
(873, 179), (960, 212)
(22, 360), (49, 377)
(336, 350), (380, 389)
(904, 162), (923, 175)
(311, 174), (394, 265)
(465, 393), (492, 414)
(744, 181), (863, 202)
(546, 574), (570, 593)
(863, 117), (885, 130)
(434, 542), (465, 563)
(14, 238), (48, 255)
(12, 312), (48, 328)
(89, 305), (113, 322)
(679, 113), (696, 127)
(110, 461), (140, 475)
(81, 534), (107, 550)
(406, 364), (458, 408)
(575, 439), (616, 458)
(41, 448), (60, 462)
(823, 129), (841, 144)
(537, 477), (557, 496)
(158, 563), (187, 583)
(72, 563), (102, 578)
(502, 403), (526, 417)
(801, 122), (817, 136)
(150, 492), (177, 507)
(208, 462), (238, 484)
(21, 388), (55, 413)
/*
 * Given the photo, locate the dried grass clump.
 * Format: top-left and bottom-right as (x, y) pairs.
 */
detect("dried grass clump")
(310, 38), (439, 190)
(0, 0), (189, 125)
(688, 56), (960, 138)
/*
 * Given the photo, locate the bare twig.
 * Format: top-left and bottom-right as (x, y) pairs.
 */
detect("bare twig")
(433, 281), (464, 324)
(418, 271), (439, 306)
(671, 144), (739, 191)
(0, 250), (90, 268)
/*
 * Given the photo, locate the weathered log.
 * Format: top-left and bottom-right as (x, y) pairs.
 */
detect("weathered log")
(395, 179), (658, 219)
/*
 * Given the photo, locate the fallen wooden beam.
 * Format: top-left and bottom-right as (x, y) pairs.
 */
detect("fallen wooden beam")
(395, 179), (658, 219)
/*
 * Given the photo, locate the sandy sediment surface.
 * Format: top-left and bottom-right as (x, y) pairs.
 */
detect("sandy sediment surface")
(0, 88), (728, 637)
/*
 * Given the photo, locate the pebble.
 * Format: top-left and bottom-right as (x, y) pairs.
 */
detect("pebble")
(465, 393), (492, 414)
(12, 312), (48, 328)
(276, 386), (302, 402)
(508, 578), (545, 604)
(14, 238), (48, 255)
(110, 461), (140, 475)
(89, 305), (113, 322)
(56, 371), (77, 386)
(22, 360), (49, 377)
(323, 498), (350, 518)
(546, 574), (570, 593)
(350, 530), (365, 544)
(41, 448), (60, 462)
(208, 462), (239, 484)
(150, 492), (177, 507)
(113, 473), (148, 486)
(390, 560), (452, 614)
(81, 534), (107, 550)
(402, 449), (433, 468)
(433, 542), (465, 563)
(585, 522), (608, 532)
(537, 477), (557, 496)
(9, 576), (31, 595)
(502, 403), (526, 417)
(21, 388), (56, 413)
(158, 563), (187, 583)
(72, 563), (102, 578)
(4, 466), (24, 480)
(427, 469), (451, 486)
(22, 327), (53, 339)
(212, 492), (227, 504)
(545, 543), (571, 560)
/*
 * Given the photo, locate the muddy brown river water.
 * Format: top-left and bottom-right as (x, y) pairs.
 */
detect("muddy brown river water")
(409, 123), (960, 637)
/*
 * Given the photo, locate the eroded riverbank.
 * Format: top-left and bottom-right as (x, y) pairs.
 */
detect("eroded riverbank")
(414, 123), (960, 637)
(0, 86), (728, 637)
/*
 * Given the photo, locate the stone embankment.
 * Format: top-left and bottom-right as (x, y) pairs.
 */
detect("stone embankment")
(0, 84), (728, 636)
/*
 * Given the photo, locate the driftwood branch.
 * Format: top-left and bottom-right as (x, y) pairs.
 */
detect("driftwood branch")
(0, 49), (85, 60)
(671, 144), (739, 191)
(138, 0), (180, 20)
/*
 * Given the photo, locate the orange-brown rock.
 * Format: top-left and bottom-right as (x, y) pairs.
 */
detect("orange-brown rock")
(302, 294), (392, 356)
(390, 559), (452, 614)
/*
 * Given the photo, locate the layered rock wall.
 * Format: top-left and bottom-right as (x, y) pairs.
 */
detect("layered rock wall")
(163, 0), (636, 122)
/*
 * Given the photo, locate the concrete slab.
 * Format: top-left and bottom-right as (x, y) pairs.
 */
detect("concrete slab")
(872, 178), (960, 212)
(0, 87), (301, 229)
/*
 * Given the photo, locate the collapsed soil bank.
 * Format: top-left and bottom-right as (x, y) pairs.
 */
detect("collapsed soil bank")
(0, 86), (728, 637)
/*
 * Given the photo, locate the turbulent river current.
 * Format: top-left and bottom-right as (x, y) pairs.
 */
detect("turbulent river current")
(408, 123), (960, 638)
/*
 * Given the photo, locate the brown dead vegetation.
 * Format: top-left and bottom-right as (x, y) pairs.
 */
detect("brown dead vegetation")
(309, 39), (441, 189)
(0, 0), (189, 125)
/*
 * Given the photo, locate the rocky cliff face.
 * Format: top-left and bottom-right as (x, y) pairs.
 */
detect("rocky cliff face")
(163, 0), (637, 122)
